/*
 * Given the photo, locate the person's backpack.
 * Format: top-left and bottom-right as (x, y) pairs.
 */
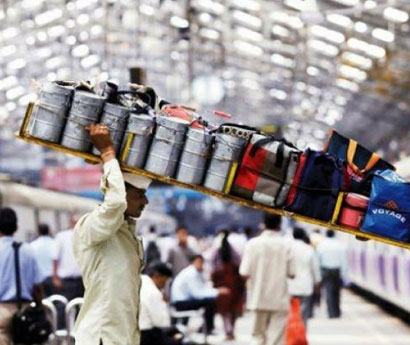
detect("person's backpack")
(145, 240), (161, 265)
(11, 242), (52, 344)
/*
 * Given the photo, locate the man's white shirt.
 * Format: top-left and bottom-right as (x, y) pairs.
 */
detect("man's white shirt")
(53, 229), (82, 278)
(139, 275), (170, 331)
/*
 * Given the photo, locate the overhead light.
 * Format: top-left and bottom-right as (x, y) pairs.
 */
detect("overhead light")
(91, 25), (103, 37)
(6, 86), (26, 100)
(336, 78), (359, 92)
(310, 25), (345, 44)
(36, 47), (53, 59)
(236, 26), (263, 42)
(307, 66), (319, 76)
(309, 39), (339, 57)
(35, 9), (62, 26)
(7, 58), (26, 71)
(198, 13), (213, 24)
(347, 38), (386, 58)
(197, 0), (225, 15)
(334, 0), (359, 5)
(37, 31), (48, 42)
(200, 28), (220, 40)
(2, 27), (19, 40)
(0, 76), (18, 91)
(170, 16), (189, 29)
(326, 13), (352, 27)
(232, 10), (262, 29)
(364, 0), (377, 10)
(232, 0), (261, 12)
(48, 25), (66, 38)
(233, 40), (263, 56)
(140, 4), (155, 16)
(271, 11), (303, 29)
(272, 25), (290, 38)
(269, 88), (287, 100)
(284, 0), (317, 12)
(372, 28), (395, 43)
(77, 14), (90, 26)
(72, 44), (90, 58)
(271, 40), (297, 55)
(81, 55), (100, 69)
(339, 64), (367, 82)
(341, 52), (372, 69)
(383, 7), (409, 23)
(354, 21), (368, 33)
(46, 56), (66, 70)
(271, 54), (294, 68)
(1, 45), (17, 57)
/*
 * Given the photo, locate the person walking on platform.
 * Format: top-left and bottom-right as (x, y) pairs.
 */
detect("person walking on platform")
(171, 255), (230, 333)
(211, 230), (245, 340)
(72, 124), (151, 345)
(288, 227), (321, 327)
(167, 226), (197, 276)
(240, 214), (295, 345)
(0, 207), (43, 345)
(317, 229), (346, 319)
(30, 223), (56, 297)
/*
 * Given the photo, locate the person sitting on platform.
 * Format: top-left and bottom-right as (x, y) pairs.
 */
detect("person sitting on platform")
(170, 255), (230, 333)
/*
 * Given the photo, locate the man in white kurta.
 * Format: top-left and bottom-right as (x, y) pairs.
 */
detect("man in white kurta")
(72, 124), (150, 345)
(240, 214), (295, 345)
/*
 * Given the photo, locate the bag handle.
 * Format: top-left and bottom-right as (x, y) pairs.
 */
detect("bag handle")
(347, 140), (380, 174)
(12, 242), (23, 310)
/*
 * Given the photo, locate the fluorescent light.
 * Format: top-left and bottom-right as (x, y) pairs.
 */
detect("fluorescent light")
(0, 76), (18, 91)
(170, 16), (189, 29)
(46, 56), (65, 70)
(35, 9), (62, 26)
(364, 0), (377, 10)
(233, 40), (263, 56)
(336, 78), (359, 92)
(339, 64), (367, 82)
(309, 39), (339, 57)
(0, 45), (16, 57)
(270, 12), (303, 29)
(284, 0), (317, 11)
(383, 7), (409, 23)
(347, 38), (386, 58)
(327, 13), (352, 27)
(372, 28), (395, 43)
(334, 0), (359, 5)
(236, 27), (263, 42)
(198, 13), (212, 24)
(140, 4), (155, 16)
(200, 28), (220, 40)
(354, 21), (368, 33)
(272, 25), (290, 38)
(271, 54), (294, 68)
(197, 0), (225, 15)
(77, 14), (90, 26)
(269, 88), (287, 100)
(7, 58), (26, 71)
(341, 52), (372, 69)
(6, 86), (26, 100)
(311, 25), (345, 44)
(307, 66), (320, 76)
(232, 10), (262, 29)
(2, 28), (19, 40)
(48, 25), (66, 38)
(81, 55), (100, 69)
(232, 0), (261, 12)
(72, 44), (90, 58)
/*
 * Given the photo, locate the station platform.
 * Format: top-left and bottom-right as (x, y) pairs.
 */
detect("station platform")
(196, 289), (410, 345)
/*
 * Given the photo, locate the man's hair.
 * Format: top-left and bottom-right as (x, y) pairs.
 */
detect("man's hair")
(0, 207), (18, 236)
(189, 254), (204, 263)
(326, 229), (335, 238)
(38, 223), (50, 236)
(176, 225), (188, 233)
(293, 227), (306, 240)
(147, 261), (173, 278)
(264, 213), (282, 231)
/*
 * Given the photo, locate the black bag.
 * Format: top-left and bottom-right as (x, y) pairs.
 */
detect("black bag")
(325, 129), (395, 195)
(11, 242), (52, 344)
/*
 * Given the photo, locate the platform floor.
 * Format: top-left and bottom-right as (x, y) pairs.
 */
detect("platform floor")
(191, 289), (410, 345)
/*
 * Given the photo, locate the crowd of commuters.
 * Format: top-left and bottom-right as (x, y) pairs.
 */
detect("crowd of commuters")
(0, 204), (347, 345)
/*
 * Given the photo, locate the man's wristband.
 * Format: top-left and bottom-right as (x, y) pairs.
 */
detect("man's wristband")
(101, 149), (116, 162)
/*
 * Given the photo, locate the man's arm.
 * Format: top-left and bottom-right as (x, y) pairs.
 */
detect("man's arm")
(33, 284), (43, 306)
(239, 243), (251, 281)
(76, 125), (127, 246)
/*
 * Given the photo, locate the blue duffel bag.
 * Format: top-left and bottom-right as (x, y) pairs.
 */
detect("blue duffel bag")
(362, 170), (410, 242)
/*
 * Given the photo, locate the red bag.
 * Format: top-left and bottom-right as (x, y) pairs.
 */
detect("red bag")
(286, 153), (307, 206)
(286, 297), (308, 345)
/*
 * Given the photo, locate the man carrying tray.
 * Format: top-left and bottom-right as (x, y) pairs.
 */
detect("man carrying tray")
(72, 124), (151, 345)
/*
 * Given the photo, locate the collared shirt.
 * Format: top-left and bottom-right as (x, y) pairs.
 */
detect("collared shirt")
(239, 230), (295, 311)
(30, 235), (56, 280)
(316, 238), (347, 272)
(171, 265), (218, 303)
(0, 236), (42, 301)
(53, 229), (81, 279)
(139, 275), (170, 331)
(73, 159), (144, 345)
(288, 239), (321, 296)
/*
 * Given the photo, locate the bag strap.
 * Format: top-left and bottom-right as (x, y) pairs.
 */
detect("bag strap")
(347, 140), (380, 174)
(12, 242), (23, 310)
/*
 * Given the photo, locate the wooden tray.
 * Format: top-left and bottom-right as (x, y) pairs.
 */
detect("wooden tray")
(17, 103), (410, 250)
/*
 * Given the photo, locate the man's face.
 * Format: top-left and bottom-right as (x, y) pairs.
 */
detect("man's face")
(153, 274), (169, 290)
(193, 257), (204, 272)
(125, 187), (149, 218)
(176, 228), (188, 245)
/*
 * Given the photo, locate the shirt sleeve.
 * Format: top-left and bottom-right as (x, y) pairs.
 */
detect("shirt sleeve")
(239, 243), (251, 277)
(149, 290), (170, 328)
(287, 244), (296, 278)
(76, 159), (127, 246)
(189, 272), (218, 300)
